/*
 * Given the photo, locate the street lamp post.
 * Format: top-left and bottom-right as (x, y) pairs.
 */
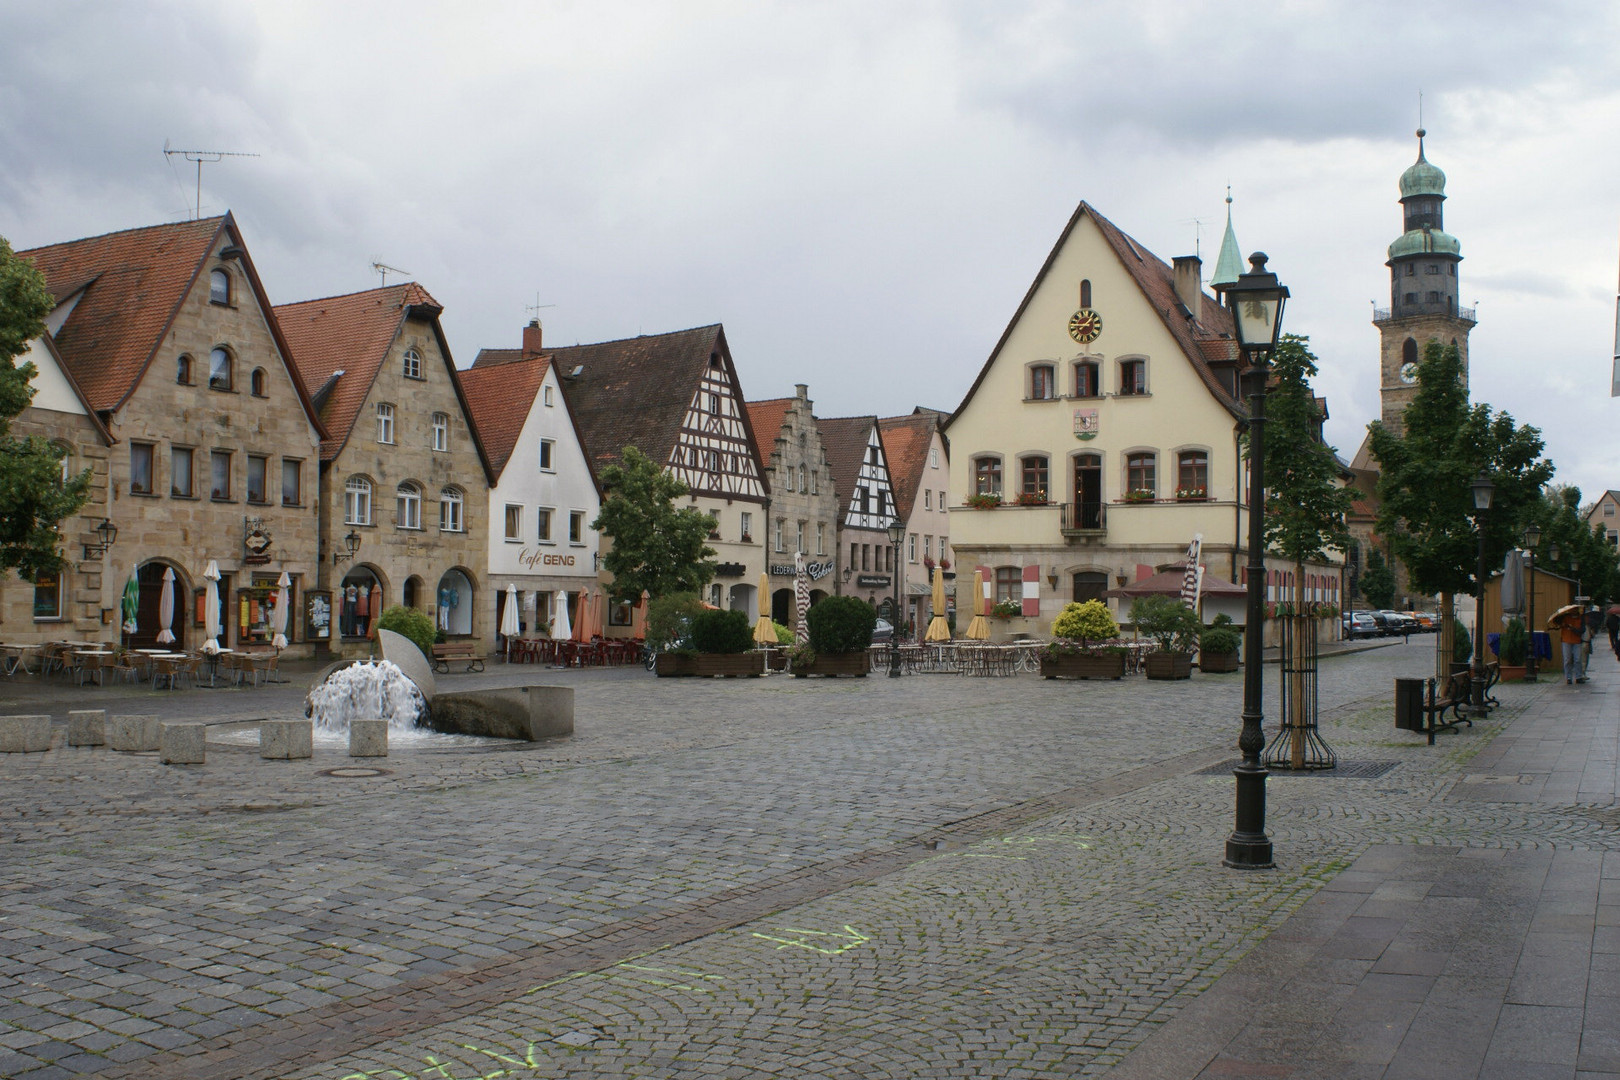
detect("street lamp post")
(1524, 523), (1541, 680)
(1220, 252), (1288, 871)
(886, 518), (906, 677)
(1470, 473), (1495, 710)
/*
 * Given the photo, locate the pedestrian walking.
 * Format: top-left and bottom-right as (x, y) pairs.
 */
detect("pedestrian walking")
(1555, 607), (1586, 684)
(1607, 607), (1620, 659)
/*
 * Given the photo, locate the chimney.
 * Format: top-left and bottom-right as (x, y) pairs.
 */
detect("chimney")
(1172, 256), (1202, 322)
(522, 319), (543, 357)
(795, 383), (809, 400)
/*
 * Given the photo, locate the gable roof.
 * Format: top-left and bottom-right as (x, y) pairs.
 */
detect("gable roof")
(19, 214), (325, 437)
(877, 412), (939, 522)
(943, 200), (1244, 429)
(24, 330), (115, 446)
(475, 324), (763, 482)
(816, 415), (881, 504)
(276, 283), (490, 478)
(458, 356), (549, 481)
(744, 397), (795, 464)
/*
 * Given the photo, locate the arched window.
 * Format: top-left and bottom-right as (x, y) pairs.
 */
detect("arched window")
(176, 354), (193, 384)
(344, 476), (372, 525)
(440, 486), (464, 532)
(402, 348), (422, 379)
(250, 368), (267, 397)
(209, 269), (230, 305)
(396, 482), (422, 530)
(1176, 451), (1208, 499)
(1080, 279), (1092, 307)
(1403, 338), (1418, 366)
(339, 566), (383, 639)
(208, 347), (232, 391)
(798, 464), (806, 491)
(973, 456), (1002, 496)
(1125, 452), (1156, 497)
(1073, 360), (1099, 398)
(436, 569), (473, 634)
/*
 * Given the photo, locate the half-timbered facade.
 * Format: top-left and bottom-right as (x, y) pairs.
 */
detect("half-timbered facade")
(474, 323), (769, 618)
(817, 415), (901, 615)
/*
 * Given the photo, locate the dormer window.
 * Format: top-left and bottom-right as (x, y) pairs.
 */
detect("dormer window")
(209, 269), (230, 305)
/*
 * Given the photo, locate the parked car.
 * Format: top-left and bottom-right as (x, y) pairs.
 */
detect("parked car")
(1365, 610), (1394, 636)
(1404, 611), (1437, 631)
(1342, 611), (1378, 639)
(871, 618), (894, 644)
(1379, 610), (1418, 635)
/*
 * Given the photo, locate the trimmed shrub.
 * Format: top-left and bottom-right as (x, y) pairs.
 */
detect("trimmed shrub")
(647, 592), (704, 650)
(1130, 595), (1203, 653)
(689, 608), (753, 654)
(772, 621), (794, 646)
(1452, 618), (1472, 664)
(1499, 617), (1528, 665)
(1200, 623), (1241, 655)
(806, 595), (877, 653)
(1051, 600), (1118, 645)
(377, 605), (436, 661)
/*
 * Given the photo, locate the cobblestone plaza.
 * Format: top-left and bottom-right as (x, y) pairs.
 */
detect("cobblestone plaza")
(1, 644), (1616, 1079)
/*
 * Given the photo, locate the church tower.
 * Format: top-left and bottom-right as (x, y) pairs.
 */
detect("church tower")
(1374, 129), (1475, 434)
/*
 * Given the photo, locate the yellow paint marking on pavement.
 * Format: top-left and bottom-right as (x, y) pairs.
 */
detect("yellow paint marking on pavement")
(752, 924), (870, 955)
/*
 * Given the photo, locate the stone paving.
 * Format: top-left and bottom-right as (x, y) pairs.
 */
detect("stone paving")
(0, 639), (1613, 1079)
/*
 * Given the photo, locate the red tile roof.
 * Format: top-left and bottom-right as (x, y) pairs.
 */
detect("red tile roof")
(20, 214), (325, 437)
(745, 398), (794, 465)
(275, 283), (452, 463)
(458, 357), (549, 480)
(945, 201), (1244, 429)
(816, 415), (879, 506)
(877, 412), (939, 522)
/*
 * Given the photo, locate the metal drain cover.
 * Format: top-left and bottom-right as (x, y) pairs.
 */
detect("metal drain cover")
(318, 766), (392, 778)
(1197, 759), (1398, 779)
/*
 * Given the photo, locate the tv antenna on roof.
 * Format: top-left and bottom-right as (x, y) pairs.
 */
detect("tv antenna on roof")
(525, 293), (556, 321)
(372, 262), (410, 287)
(162, 140), (259, 220)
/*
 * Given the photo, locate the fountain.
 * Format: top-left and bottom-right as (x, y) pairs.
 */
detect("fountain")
(304, 629), (573, 742)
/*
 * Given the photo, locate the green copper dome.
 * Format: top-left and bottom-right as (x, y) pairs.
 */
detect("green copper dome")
(1388, 227), (1461, 260)
(1399, 130), (1446, 198)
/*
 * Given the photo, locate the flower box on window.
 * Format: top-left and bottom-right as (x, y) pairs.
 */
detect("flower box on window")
(1174, 488), (1207, 501)
(1015, 490), (1049, 506)
(966, 493), (1001, 510)
(1119, 490), (1155, 503)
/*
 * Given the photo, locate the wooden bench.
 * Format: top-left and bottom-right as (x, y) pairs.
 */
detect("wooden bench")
(432, 642), (485, 673)
(1419, 670), (1475, 745)
(1483, 660), (1502, 706)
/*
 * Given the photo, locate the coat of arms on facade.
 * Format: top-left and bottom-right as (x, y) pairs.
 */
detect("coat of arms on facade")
(1074, 409), (1098, 440)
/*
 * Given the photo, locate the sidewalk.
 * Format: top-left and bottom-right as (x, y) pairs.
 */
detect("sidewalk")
(1107, 649), (1620, 1080)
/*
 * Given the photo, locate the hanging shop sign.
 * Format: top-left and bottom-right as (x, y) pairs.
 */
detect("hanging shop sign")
(243, 517), (274, 565)
(857, 574), (891, 588)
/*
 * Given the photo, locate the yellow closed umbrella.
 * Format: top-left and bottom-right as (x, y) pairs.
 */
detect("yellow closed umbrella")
(925, 565), (952, 642)
(965, 568), (990, 640)
(753, 572), (776, 644)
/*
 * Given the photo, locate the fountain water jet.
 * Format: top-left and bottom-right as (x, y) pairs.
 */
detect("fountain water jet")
(306, 659), (425, 735)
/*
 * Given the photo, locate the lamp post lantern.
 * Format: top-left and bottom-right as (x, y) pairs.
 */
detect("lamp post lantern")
(1220, 252), (1288, 870)
(886, 519), (905, 677)
(1470, 473), (1495, 709)
(1524, 523), (1541, 680)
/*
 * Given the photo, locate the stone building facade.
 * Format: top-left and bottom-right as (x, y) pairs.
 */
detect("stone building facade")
(277, 284), (492, 658)
(747, 385), (840, 631)
(22, 215), (325, 654)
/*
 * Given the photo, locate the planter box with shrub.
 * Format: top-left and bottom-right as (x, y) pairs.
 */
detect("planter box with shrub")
(1040, 651), (1127, 680)
(792, 596), (877, 676)
(1144, 652), (1193, 680)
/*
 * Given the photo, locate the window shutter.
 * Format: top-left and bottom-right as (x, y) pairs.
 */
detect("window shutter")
(976, 565), (994, 612)
(1022, 565), (1041, 617)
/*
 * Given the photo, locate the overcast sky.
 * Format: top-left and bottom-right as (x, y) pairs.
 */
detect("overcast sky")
(4, 1), (1616, 502)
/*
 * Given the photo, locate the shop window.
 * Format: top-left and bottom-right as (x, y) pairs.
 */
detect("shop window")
(339, 567), (382, 639)
(32, 569), (61, 619)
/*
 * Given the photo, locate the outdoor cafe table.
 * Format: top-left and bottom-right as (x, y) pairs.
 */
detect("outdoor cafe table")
(148, 653), (188, 690)
(198, 648), (234, 688)
(1, 643), (41, 676)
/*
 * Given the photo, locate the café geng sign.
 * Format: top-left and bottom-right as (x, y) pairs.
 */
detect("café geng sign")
(770, 560), (833, 580)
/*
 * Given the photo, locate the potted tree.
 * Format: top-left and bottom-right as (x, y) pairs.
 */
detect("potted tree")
(1041, 600), (1126, 680)
(1131, 595), (1202, 680)
(1497, 617), (1529, 682)
(687, 608), (765, 677)
(793, 595), (876, 677)
(1199, 614), (1241, 673)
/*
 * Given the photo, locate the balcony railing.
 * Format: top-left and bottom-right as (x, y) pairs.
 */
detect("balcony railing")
(1061, 501), (1106, 535)
(1372, 304), (1477, 324)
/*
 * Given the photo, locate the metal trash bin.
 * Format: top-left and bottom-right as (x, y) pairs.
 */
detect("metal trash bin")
(1394, 677), (1426, 732)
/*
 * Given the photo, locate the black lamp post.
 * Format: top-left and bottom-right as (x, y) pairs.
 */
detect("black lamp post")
(1220, 252), (1288, 871)
(1470, 473), (1495, 709)
(886, 518), (906, 677)
(1524, 523), (1541, 680)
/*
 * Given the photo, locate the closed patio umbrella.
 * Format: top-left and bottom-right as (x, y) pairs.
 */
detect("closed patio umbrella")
(794, 551), (810, 645)
(121, 568), (140, 636)
(753, 572), (775, 645)
(156, 567), (176, 644)
(1500, 550), (1525, 620)
(202, 560), (221, 654)
(964, 569), (990, 640)
(552, 589), (572, 641)
(272, 571), (291, 650)
(925, 565), (951, 642)
(631, 590), (649, 638)
(368, 582), (382, 638)
(572, 589), (590, 641)
(500, 582), (520, 641)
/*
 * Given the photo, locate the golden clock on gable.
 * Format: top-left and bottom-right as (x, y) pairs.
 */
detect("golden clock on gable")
(1068, 308), (1103, 344)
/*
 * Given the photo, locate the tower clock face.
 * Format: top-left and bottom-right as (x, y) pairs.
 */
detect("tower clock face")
(1399, 362), (1419, 385)
(1068, 308), (1103, 344)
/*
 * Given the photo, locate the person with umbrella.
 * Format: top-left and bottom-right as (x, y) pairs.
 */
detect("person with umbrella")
(1551, 604), (1587, 684)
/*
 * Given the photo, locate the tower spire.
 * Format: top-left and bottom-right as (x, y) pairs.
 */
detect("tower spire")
(1211, 186), (1244, 288)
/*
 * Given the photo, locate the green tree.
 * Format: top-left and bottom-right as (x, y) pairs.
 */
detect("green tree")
(1359, 547), (1396, 609)
(591, 445), (717, 600)
(1369, 340), (1554, 673)
(1530, 486), (1620, 608)
(1261, 336), (1355, 591)
(0, 235), (92, 580)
